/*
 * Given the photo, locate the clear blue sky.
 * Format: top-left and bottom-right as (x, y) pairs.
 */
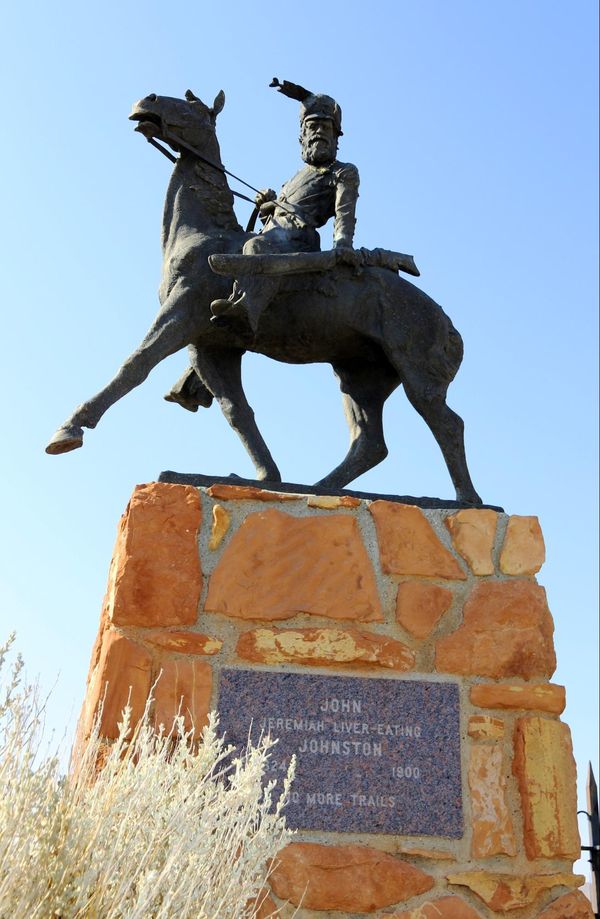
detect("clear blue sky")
(1, 0), (597, 876)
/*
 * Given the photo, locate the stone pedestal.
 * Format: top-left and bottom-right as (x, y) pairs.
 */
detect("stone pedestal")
(77, 481), (592, 919)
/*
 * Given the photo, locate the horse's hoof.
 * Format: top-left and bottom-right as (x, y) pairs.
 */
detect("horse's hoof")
(456, 490), (483, 507)
(45, 425), (84, 455)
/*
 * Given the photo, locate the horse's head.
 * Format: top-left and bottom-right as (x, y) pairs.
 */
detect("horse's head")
(129, 89), (225, 154)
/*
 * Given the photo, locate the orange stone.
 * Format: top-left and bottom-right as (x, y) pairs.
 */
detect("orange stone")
(468, 715), (505, 741)
(499, 515), (545, 575)
(396, 582), (454, 639)
(446, 509), (498, 575)
(513, 716), (580, 859)
(205, 509), (383, 622)
(307, 494), (361, 509)
(435, 580), (556, 679)
(536, 890), (595, 918)
(389, 895), (484, 918)
(107, 483), (202, 628)
(269, 842), (434, 911)
(248, 891), (279, 918)
(153, 658), (212, 738)
(208, 503), (231, 550)
(447, 871), (584, 912)
(469, 745), (516, 857)
(81, 630), (152, 740)
(236, 627), (414, 671)
(470, 683), (565, 714)
(369, 501), (466, 579)
(206, 483), (301, 502)
(142, 630), (222, 655)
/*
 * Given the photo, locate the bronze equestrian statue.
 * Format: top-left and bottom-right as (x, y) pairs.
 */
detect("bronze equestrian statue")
(45, 81), (482, 506)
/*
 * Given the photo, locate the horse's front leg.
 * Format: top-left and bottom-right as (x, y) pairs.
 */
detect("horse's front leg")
(46, 287), (194, 454)
(190, 344), (281, 482)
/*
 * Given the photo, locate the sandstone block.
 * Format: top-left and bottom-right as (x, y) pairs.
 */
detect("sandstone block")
(513, 716), (580, 859)
(499, 515), (545, 575)
(269, 842), (434, 911)
(389, 896), (484, 918)
(536, 890), (595, 918)
(205, 510), (383, 622)
(446, 508), (498, 575)
(208, 503), (230, 550)
(107, 483), (201, 628)
(370, 501), (466, 579)
(206, 483), (300, 502)
(468, 715), (505, 741)
(307, 494), (361, 509)
(143, 630), (222, 655)
(396, 582), (453, 638)
(447, 871), (584, 911)
(435, 580), (556, 679)
(82, 630), (152, 740)
(236, 627), (414, 670)
(395, 847), (456, 861)
(469, 745), (516, 857)
(470, 683), (565, 714)
(153, 658), (212, 738)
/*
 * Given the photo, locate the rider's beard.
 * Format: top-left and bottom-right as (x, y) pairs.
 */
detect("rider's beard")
(301, 135), (337, 166)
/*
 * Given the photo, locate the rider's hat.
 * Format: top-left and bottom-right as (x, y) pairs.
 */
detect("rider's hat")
(270, 78), (343, 136)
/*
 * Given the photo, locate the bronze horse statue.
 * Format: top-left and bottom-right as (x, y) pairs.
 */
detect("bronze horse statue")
(46, 89), (481, 505)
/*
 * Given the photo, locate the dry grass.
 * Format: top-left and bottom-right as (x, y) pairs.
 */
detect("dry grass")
(0, 635), (293, 918)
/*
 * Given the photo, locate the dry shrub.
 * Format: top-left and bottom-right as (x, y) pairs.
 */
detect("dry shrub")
(0, 636), (293, 918)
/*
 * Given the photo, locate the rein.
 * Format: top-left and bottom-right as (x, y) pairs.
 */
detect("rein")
(142, 120), (299, 231)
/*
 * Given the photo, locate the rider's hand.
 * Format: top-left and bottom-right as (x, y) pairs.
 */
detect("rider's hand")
(334, 247), (362, 270)
(255, 188), (277, 208)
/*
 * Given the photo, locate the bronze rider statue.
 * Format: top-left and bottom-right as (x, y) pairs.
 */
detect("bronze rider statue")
(210, 78), (360, 331)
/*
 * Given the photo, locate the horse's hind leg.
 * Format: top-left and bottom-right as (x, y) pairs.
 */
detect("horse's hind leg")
(401, 366), (482, 505)
(316, 361), (399, 489)
(46, 290), (194, 454)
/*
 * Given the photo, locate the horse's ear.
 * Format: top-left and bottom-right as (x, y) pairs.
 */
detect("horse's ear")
(211, 90), (225, 118)
(185, 89), (201, 102)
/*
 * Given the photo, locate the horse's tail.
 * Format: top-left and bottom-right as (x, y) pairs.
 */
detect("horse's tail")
(425, 315), (464, 389)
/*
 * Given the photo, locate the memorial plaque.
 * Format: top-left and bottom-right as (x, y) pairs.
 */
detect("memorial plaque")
(218, 669), (462, 836)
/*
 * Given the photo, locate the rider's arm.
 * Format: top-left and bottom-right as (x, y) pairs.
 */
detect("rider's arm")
(332, 163), (360, 249)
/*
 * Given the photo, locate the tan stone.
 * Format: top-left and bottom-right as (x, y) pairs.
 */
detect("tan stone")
(206, 483), (300, 502)
(269, 842), (434, 911)
(447, 871), (584, 911)
(395, 846), (456, 861)
(470, 683), (565, 714)
(513, 716), (580, 859)
(468, 715), (505, 740)
(153, 658), (212, 738)
(370, 501), (467, 579)
(107, 483), (201, 628)
(307, 494), (361, 509)
(469, 745), (516, 857)
(205, 510), (383, 622)
(236, 627), (414, 670)
(389, 896), (484, 918)
(208, 503), (231, 550)
(446, 509), (498, 575)
(536, 890), (595, 918)
(81, 630), (152, 740)
(143, 630), (222, 655)
(435, 580), (556, 679)
(396, 582), (454, 639)
(499, 515), (545, 575)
